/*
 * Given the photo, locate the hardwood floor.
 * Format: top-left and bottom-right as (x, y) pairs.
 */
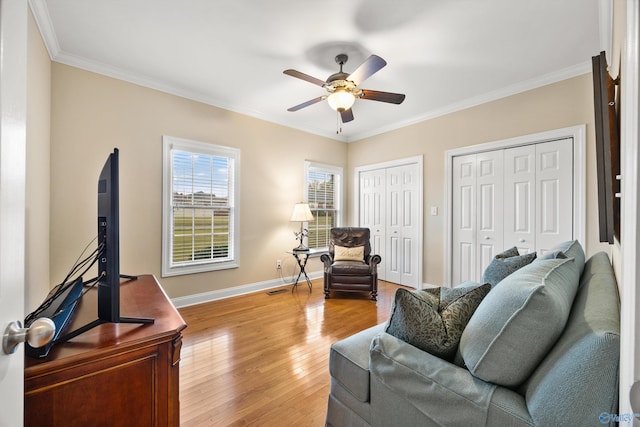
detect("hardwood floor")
(178, 279), (406, 426)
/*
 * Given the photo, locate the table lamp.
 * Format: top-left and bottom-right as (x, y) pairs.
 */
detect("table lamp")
(290, 202), (314, 251)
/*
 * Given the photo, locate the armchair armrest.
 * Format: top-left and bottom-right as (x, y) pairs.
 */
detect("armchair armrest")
(320, 253), (333, 268)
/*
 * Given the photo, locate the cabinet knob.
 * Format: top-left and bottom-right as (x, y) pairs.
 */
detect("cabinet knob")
(484, 236), (490, 240)
(519, 238), (526, 243)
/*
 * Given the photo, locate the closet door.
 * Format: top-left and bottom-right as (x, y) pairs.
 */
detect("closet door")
(476, 151), (504, 276)
(504, 145), (536, 254)
(359, 169), (386, 278)
(386, 164), (420, 287)
(535, 139), (574, 253)
(452, 155), (477, 284)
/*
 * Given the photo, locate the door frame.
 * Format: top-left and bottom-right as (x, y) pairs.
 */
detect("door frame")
(618, 0), (639, 416)
(353, 156), (424, 288)
(444, 125), (587, 286)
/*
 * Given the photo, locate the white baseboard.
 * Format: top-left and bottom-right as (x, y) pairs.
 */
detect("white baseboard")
(171, 271), (323, 308)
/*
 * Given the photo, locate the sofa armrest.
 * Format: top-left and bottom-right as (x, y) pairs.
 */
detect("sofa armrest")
(369, 332), (497, 427)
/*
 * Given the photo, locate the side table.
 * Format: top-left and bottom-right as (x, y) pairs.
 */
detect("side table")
(288, 249), (312, 292)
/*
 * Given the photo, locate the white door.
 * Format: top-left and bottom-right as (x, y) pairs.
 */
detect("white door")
(535, 139), (574, 253)
(0, 0), (28, 426)
(452, 154), (477, 283)
(504, 145), (536, 254)
(359, 169), (386, 278)
(386, 164), (420, 287)
(476, 151), (504, 277)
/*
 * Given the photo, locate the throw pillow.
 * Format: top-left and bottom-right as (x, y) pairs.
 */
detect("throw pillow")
(481, 247), (537, 287)
(457, 252), (583, 387)
(385, 283), (491, 360)
(334, 245), (364, 262)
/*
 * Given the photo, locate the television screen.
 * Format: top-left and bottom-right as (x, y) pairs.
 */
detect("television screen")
(97, 148), (120, 322)
(592, 51), (620, 244)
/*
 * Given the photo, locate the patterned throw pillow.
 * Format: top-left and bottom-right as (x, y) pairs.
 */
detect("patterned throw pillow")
(482, 247), (537, 288)
(385, 283), (491, 360)
(334, 245), (365, 261)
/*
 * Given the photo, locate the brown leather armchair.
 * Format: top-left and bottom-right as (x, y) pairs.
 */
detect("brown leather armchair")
(320, 227), (382, 301)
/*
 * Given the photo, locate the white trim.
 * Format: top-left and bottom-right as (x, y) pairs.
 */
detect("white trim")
(347, 63), (591, 142)
(444, 125), (587, 286)
(27, 0), (59, 59)
(171, 270), (323, 308)
(353, 155), (424, 289)
(598, 0), (613, 62)
(161, 135), (241, 277)
(619, 0), (639, 417)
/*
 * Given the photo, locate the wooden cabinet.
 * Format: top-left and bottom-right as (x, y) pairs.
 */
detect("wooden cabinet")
(24, 275), (186, 427)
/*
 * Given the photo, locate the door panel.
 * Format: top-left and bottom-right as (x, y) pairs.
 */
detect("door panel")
(475, 151), (503, 277)
(452, 155), (476, 283)
(359, 169), (386, 276)
(504, 145), (536, 253)
(385, 166), (403, 284)
(0, 1), (28, 425)
(359, 161), (421, 287)
(535, 139), (574, 253)
(398, 164), (419, 287)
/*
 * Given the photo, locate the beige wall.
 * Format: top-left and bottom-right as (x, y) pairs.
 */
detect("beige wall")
(25, 10), (51, 311)
(46, 58), (609, 299)
(49, 63), (345, 299)
(348, 74), (610, 286)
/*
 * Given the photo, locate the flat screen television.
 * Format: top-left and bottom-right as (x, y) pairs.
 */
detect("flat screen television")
(591, 51), (620, 244)
(57, 148), (153, 343)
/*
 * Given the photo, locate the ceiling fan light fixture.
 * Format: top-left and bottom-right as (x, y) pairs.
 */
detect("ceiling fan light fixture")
(327, 89), (355, 112)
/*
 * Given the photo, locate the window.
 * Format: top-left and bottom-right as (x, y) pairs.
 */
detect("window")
(162, 136), (240, 276)
(304, 161), (342, 251)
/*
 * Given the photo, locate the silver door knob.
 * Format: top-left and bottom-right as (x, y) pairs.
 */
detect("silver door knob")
(2, 318), (55, 355)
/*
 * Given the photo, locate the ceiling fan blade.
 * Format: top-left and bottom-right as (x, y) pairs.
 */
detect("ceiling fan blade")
(347, 55), (387, 86)
(283, 69), (326, 87)
(287, 96), (325, 112)
(360, 89), (406, 104)
(340, 108), (354, 123)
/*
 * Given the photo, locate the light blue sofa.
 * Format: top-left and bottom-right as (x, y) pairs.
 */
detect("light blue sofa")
(326, 249), (620, 427)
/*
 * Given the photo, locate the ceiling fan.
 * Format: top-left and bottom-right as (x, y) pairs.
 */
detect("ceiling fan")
(283, 53), (405, 123)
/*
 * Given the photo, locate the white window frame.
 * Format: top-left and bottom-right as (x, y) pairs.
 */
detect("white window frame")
(304, 161), (343, 253)
(162, 135), (240, 277)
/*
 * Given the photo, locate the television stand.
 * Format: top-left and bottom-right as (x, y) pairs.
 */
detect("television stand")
(25, 275), (185, 426)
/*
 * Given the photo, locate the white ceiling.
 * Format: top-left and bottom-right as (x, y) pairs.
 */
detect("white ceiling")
(31, 0), (605, 142)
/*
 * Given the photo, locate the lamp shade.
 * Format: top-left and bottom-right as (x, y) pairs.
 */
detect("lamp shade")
(327, 90), (355, 111)
(290, 203), (314, 222)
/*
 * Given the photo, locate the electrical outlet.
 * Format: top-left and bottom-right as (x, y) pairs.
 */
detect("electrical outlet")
(276, 259), (282, 269)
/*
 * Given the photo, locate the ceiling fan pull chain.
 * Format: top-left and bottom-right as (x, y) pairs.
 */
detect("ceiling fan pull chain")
(336, 111), (342, 134)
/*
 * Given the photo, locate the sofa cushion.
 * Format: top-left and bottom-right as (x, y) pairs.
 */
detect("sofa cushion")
(482, 247), (537, 287)
(547, 240), (585, 273)
(385, 283), (491, 360)
(334, 245), (365, 262)
(458, 246), (583, 387)
(331, 261), (370, 275)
